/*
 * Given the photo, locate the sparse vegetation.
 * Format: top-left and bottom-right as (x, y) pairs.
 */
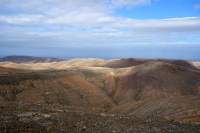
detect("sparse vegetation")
(0, 59), (200, 132)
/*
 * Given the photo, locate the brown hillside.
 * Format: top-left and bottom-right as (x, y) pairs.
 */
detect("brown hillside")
(0, 59), (200, 131)
(103, 58), (149, 68)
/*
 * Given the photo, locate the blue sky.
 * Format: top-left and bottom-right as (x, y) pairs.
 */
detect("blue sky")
(0, 0), (200, 59)
(115, 0), (200, 19)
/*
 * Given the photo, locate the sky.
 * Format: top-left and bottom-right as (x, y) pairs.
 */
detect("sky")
(0, 0), (200, 59)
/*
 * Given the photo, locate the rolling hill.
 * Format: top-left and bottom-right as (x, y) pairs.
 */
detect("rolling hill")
(0, 58), (200, 132)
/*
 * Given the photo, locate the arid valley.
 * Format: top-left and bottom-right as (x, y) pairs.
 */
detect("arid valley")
(0, 56), (200, 132)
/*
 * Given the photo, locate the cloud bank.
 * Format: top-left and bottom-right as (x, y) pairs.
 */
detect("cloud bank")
(0, 0), (200, 59)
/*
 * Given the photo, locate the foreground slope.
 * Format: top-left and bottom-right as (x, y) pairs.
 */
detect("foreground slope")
(105, 61), (200, 121)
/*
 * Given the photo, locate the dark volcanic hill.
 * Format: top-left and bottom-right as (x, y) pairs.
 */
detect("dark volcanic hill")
(103, 58), (149, 68)
(0, 59), (200, 132)
(105, 61), (200, 119)
(106, 61), (200, 102)
(0, 55), (63, 63)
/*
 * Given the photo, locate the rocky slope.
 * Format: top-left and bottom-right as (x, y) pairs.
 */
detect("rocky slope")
(0, 58), (200, 132)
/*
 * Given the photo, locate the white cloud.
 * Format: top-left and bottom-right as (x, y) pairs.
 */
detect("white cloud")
(0, 0), (200, 49)
(1, 12), (199, 33)
(111, 0), (152, 7)
(0, 14), (43, 24)
(0, 0), (199, 33)
(0, 0), (152, 11)
(111, 17), (200, 32)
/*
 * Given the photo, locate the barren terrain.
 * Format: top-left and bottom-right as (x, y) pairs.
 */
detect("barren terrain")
(0, 57), (200, 132)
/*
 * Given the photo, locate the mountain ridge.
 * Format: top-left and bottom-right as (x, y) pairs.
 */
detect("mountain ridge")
(0, 58), (200, 132)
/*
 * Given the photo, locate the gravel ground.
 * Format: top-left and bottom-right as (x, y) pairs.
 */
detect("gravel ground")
(0, 109), (200, 133)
